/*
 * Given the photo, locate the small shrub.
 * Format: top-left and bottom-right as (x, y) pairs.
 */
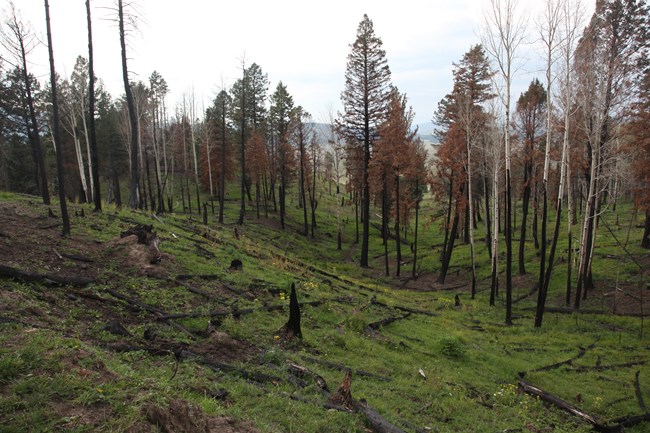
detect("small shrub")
(437, 335), (467, 360)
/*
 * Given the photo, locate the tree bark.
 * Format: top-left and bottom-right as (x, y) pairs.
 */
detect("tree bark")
(44, 0), (70, 235)
(86, 0), (101, 211)
(118, 0), (139, 210)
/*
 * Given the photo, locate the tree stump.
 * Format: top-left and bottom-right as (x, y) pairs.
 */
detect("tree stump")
(328, 370), (353, 409)
(282, 283), (302, 339)
(229, 259), (243, 271)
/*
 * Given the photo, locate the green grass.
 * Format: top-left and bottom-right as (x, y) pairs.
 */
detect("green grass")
(0, 184), (648, 432)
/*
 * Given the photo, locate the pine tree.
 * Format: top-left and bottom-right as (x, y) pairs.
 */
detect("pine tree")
(514, 79), (546, 276)
(338, 14), (392, 268)
(269, 82), (295, 229)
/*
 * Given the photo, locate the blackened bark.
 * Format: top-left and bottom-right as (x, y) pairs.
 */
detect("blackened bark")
(86, 0), (101, 211)
(519, 163), (531, 275)
(44, 0), (70, 235)
(284, 283), (302, 339)
(118, 0), (139, 209)
(641, 210), (650, 249)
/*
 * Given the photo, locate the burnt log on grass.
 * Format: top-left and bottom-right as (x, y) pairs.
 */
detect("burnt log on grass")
(156, 300), (323, 321)
(172, 279), (219, 301)
(370, 298), (437, 317)
(518, 379), (602, 428)
(634, 370), (647, 413)
(287, 363), (330, 393)
(300, 356), (391, 382)
(102, 319), (131, 336)
(329, 371), (407, 433)
(103, 341), (281, 385)
(104, 288), (197, 340)
(568, 360), (647, 372)
(519, 341), (596, 376)
(0, 264), (94, 287)
(175, 274), (221, 281)
(367, 313), (411, 332)
(58, 252), (94, 263)
(518, 379), (650, 432)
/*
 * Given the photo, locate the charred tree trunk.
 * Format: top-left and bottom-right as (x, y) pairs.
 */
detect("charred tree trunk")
(438, 184), (463, 285)
(118, 0), (139, 210)
(641, 210), (650, 249)
(484, 173), (492, 258)
(395, 175), (402, 278)
(19, 35), (50, 205)
(219, 96), (227, 224)
(441, 176), (453, 264)
(86, 0), (101, 211)
(44, 0), (70, 235)
(283, 283), (302, 339)
(519, 162), (531, 275)
(412, 180), (420, 279)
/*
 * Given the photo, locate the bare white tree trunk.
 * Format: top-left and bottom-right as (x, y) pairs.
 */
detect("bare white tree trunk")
(482, 0), (527, 324)
(203, 103), (214, 198)
(79, 102), (94, 202)
(62, 94), (89, 201)
(188, 90), (201, 213)
(534, 0), (562, 327)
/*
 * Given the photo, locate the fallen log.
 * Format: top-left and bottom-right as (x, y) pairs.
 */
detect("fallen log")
(367, 313), (411, 331)
(104, 288), (197, 339)
(356, 400), (408, 433)
(568, 360), (647, 372)
(55, 251), (94, 263)
(175, 274), (221, 280)
(517, 379), (648, 432)
(195, 355), (282, 385)
(520, 341), (596, 376)
(518, 379), (602, 428)
(156, 300), (323, 321)
(634, 370), (647, 413)
(370, 299), (437, 317)
(105, 288), (167, 315)
(329, 371), (407, 433)
(0, 264), (94, 287)
(301, 355), (391, 382)
(172, 278), (220, 301)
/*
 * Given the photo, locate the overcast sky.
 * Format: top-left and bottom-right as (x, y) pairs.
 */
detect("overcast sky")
(5, 0), (593, 129)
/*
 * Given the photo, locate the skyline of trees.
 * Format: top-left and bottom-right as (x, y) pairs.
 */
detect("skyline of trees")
(0, 1), (648, 327)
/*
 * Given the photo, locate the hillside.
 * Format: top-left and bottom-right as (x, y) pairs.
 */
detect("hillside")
(0, 192), (649, 433)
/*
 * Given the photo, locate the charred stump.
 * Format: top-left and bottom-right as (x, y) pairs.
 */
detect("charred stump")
(229, 259), (243, 271)
(329, 370), (353, 409)
(282, 283), (302, 339)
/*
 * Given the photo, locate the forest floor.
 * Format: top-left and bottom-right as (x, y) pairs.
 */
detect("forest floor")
(1, 194), (649, 432)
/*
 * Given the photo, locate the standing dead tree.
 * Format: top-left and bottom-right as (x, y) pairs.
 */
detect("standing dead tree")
(482, 0), (527, 324)
(0, 3), (50, 205)
(43, 0), (70, 235)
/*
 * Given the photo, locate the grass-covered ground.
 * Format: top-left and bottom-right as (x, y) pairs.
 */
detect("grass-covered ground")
(0, 184), (648, 432)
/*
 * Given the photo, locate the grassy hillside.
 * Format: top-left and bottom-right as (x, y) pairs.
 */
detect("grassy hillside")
(0, 186), (648, 433)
